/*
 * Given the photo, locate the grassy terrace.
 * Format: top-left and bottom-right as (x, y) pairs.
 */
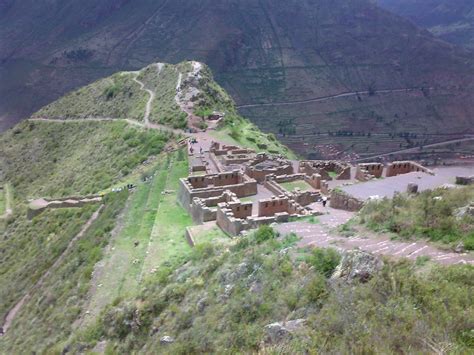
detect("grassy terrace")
(211, 115), (297, 159)
(280, 180), (314, 192)
(80, 150), (193, 325)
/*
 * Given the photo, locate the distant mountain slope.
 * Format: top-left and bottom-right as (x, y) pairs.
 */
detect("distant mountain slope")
(2, 0), (474, 157)
(378, 0), (474, 50)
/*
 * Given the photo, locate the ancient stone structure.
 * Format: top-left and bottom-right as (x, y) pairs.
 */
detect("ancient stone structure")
(299, 160), (351, 180)
(329, 189), (364, 212)
(178, 170), (257, 212)
(244, 153), (294, 183)
(386, 161), (433, 177)
(264, 174), (320, 206)
(216, 195), (319, 236)
(27, 195), (103, 219)
(355, 163), (383, 181)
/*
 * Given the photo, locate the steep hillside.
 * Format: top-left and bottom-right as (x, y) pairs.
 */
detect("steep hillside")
(0, 61), (292, 351)
(2, 0), (474, 157)
(379, 0), (474, 50)
(65, 227), (473, 354)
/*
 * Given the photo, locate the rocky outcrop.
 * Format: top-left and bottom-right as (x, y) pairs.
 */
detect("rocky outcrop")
(331, 250), (383, 283)
(264, 319), (307, 343)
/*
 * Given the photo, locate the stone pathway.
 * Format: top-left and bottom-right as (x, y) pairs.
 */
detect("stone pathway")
(276, 207), (474, 266)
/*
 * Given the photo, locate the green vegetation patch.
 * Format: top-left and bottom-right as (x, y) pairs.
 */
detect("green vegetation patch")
(280, 180), (313, 192)
(0, 187), (5, 216)
(0, 192), (128, 354)
(68, 225), (473, 354)
(138, 63), (187, 129)
(79, 150), (192, 325)
(359, 186), (474, 249)
(32, 72), (148, 121)
(1, 120), (172, 198)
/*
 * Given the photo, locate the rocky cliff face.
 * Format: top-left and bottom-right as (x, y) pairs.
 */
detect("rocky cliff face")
(2, 0), (474, 156)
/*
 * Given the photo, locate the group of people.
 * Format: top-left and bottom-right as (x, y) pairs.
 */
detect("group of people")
(189, 138), (203, 155)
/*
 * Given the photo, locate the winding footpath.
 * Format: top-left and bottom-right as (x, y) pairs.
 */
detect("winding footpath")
(1, 205), (105, 336)
(237, 87), (433, 109)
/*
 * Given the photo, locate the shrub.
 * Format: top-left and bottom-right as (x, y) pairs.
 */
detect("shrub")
(307, 248), (341, 277)
(253, 225), (277, 244)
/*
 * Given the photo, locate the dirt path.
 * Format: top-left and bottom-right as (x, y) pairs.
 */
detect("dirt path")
(0, 205), (105, 336)
(0, 184), (13, 219)
(28, 116), (185, 136)
(131, 63), (163, 126)
(236, 87), (433, 109)
(276, 207), (474, 266)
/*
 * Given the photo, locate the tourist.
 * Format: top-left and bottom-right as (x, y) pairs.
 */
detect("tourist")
(322, 196), (328, 207)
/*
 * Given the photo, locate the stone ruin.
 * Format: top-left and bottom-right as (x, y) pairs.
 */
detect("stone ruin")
(264, 174), (321, 207)
(178, 170), (258, 212)
(355, 163), (384, 181)
(385, 161), (433, 177)
(216, 195), (319, 236)
(456, 176), (474, 185)
(244, 153), (294, 183)
(299, 160), (351, 181)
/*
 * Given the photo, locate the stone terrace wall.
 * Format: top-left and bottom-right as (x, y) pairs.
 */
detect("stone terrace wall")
(330, 190), (364, 212)
(386, 161), (433, 177)
(356, 163), (383, 181)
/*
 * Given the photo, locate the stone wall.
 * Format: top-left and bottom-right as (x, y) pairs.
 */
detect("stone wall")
(244, 153), (294, 183)
(27, 195), (103, 219)
(356, 163), (383, 181)
(330, 190), (364, 212)
(386, 161), (433, 177)
(456, 176), (474, 185)
(178, 171), (258, 211)
(299, 160), (351, 180)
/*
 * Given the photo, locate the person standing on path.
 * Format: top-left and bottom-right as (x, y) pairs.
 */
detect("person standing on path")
(322, 196), (328, 207)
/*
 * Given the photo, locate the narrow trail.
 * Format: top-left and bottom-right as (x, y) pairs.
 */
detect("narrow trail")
(236, 87), (433, 109)
(355, 136), (474, 162)
(131, 63), (163, 126)
(0, 184), (13, 219)
(1, 205), (105, 336)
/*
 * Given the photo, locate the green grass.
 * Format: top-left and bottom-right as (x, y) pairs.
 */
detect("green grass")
(0, 188), (5, 215)
(0, 192), (128, 354)
(140, 151), (193, 277)
(328, 171), (338, 179)
(1, 120), (171, 199)
(69, 226), (474, 354)
(280, 180), (313, 192)
(191, 226), (230, 245)
(32, 72), (148, 121)
(138, 63), (188, 129)
(211, 115), (297, 159)
(79, 150), (192, 326)
(359, 186), (474, 249)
